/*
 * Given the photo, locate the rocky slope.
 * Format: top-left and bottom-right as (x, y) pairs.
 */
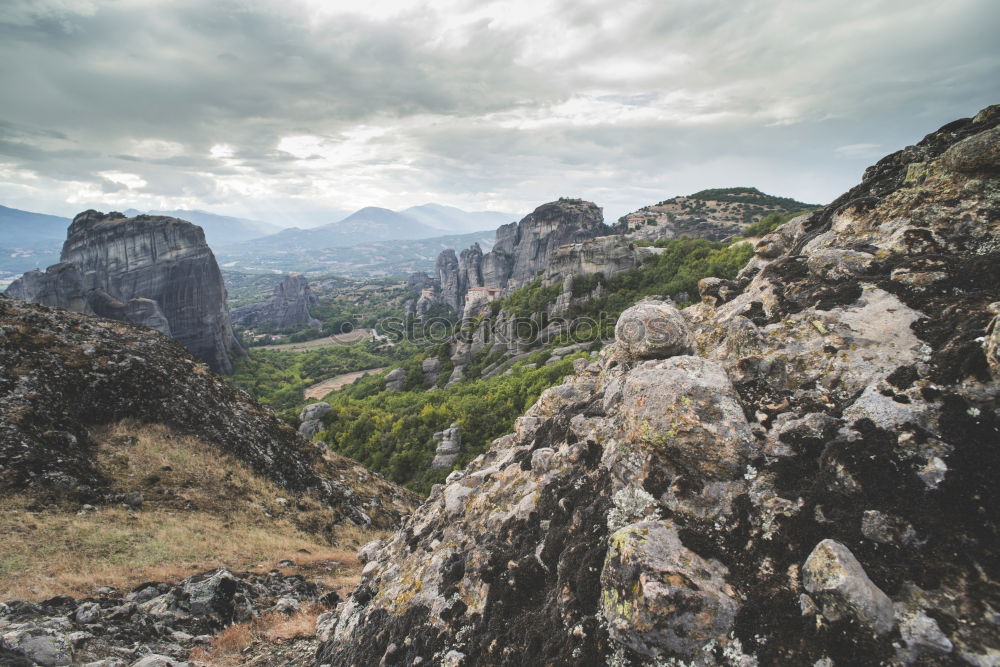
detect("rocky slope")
(0, 295), (414, 526)
(1, 567), (334, 667)
(5, 210), (244, 374)
(615, 187), (816, 242)
(231, 273), (321, 330)
(318, 106), (1000, 665)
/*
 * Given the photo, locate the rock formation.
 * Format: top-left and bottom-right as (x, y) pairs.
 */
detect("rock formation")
(298, 402), (332, 440)
(231, 273), (321, 330)
(430, 423), (462, 470)
(540, 235), (654, 288)
(318, 107), (1000, 665)
(434, 199), (607, 317)
(436, 249), (464, 314)
(4, 210), (244, 375)
(0, 295), (415, 527)
(384, 368), (407, 392)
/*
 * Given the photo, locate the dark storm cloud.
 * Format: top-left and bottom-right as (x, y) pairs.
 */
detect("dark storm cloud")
(0, 0), (996, 220)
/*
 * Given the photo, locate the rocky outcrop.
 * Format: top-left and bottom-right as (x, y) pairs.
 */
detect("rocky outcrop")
(435, 199), (608, 316)
(231, 273), (321, 330)
(0, 295), (415, 527)
(298, 402), (332, 440)
(4, 211), (244, 375)
(541, 235), (654, 287)
(430, 423), (461, 471)
(614, 187), (816, 242)
(384, 368), (407, 392)
(4, 263), (88, 313)
(318, 107), (1000, 665)
(0, 568), (335, 666)
(436, 249), (463, 314)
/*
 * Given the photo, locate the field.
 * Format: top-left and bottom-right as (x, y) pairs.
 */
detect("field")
(303, 367), (387, 400)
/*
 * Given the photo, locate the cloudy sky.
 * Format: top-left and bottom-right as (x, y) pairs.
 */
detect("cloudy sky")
(0, 0), (997, 226)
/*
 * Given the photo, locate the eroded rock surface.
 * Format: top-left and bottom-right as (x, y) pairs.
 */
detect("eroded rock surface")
(319, 108), (1000, 665)
(5, 211), (243, 374)
(231, 273), (321, 330)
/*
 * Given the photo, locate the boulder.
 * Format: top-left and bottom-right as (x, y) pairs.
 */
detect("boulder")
(384, 368), (407, 392)
(612, 299), (693, 360)
(601, 520), (737, 659)
(617, 356), (755, 480)
(802, 539), (894, 635)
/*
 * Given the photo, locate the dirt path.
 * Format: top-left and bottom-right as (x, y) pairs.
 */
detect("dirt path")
(303, 367), (387, 400)
(257, 328), (371, 352)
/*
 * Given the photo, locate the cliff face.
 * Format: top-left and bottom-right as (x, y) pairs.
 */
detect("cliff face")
(318, 107), (1000, 666)
(541, 235), (657, 288)
(0, 295), (415, 526)
(435, 199), (607, 316)
(5, 211), (244, 374)
(231, 273), (321, 330)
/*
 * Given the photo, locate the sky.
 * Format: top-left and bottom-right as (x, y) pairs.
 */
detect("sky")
(0, 0), (997, 227)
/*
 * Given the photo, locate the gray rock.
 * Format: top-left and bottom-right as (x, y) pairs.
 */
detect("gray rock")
(436, 249), (464, 314)
(421, 357), (441, 388)
(297, 404), (332, 443)
(805, 249), (876, 281)
(2, 631), (73, 666)
(231, 273), (321, 330)
(357, 539), (383, 565)
(5, 211), (244, 374)
(384, 368), (407, 392)
(601, 520), (737, 659)
(613, 299), (693, 360)
(74, 602), (102, 625)
(617, 356), (755, 480)
(941, 126), (1000, 173)
(5, 263), (88, 313)
(541, 235), (648, 288)
(861, 510), (917, 546)
(299, 402), (331, 423)
(129, 655), (189, 667)
(803, 539), (895, 634)
(430, 423), (462, 470)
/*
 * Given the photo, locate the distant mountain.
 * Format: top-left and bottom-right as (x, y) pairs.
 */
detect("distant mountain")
(401, 203), (518, 234)
(0, 205), (71, 250)
(216, 229), (498, 278)
(124, 209), (281, 248)
(225, 204), (510, 254)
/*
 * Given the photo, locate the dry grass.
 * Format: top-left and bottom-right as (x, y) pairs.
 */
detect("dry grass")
(189, 603), (325, 666)
(0, 420), (388, 601)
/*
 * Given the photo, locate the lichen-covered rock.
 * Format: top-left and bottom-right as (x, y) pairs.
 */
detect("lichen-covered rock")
(318, 106), (1000, 666)
(803, 539), (894, 635)
(601, 521), (737, 660)
(616, 356), (755, 481)
(612, 299), (693, 360)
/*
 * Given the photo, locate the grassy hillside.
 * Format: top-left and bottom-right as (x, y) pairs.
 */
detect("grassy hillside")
(0, 420), (386, 601)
